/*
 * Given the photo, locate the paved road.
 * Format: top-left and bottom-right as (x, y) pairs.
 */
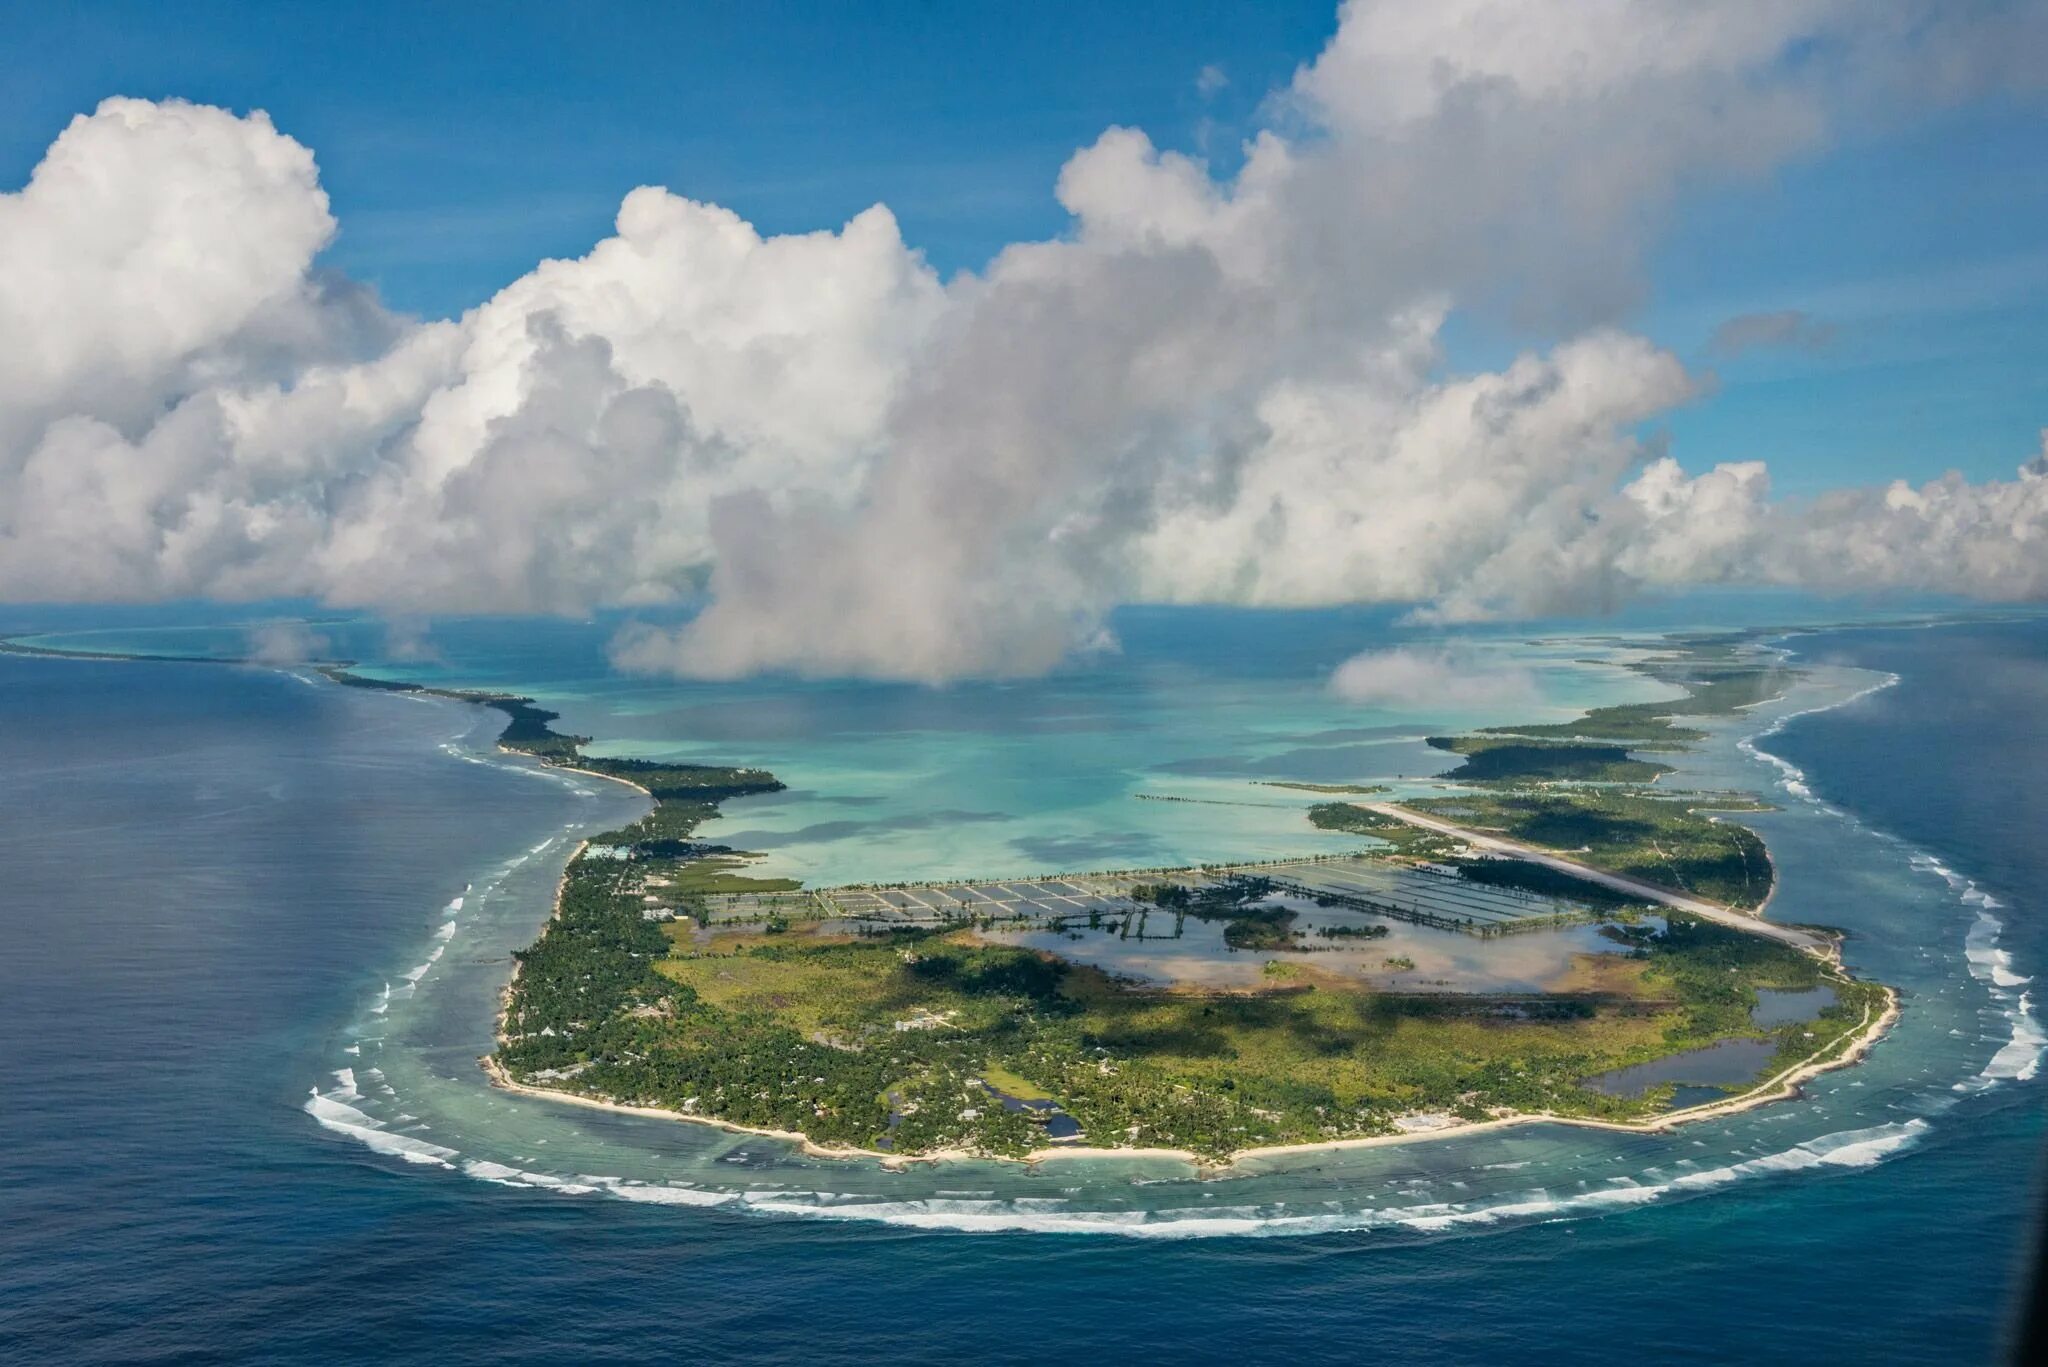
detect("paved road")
(1358, 802), (1833, 956)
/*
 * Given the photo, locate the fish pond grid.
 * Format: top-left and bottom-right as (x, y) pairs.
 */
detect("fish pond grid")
(702, 853), (1606, 938)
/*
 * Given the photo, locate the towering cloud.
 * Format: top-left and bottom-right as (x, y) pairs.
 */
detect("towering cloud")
(1, 2), (2044, 679)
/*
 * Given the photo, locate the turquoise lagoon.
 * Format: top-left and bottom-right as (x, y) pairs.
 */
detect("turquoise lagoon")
(14, 605), (1734, 885)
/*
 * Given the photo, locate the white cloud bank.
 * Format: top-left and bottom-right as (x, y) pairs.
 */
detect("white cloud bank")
(1329, 646), (1539, 709)
(1, 2), (2046, 680)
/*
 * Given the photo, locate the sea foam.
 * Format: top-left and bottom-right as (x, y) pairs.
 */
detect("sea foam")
(355, 1116), (1933, 1239)
(1738, 671), (1899, 811)
(304, 1087), (458, 1169)
(1925, 866), (2045, 1090)
(710, 1119), (1930, 1237)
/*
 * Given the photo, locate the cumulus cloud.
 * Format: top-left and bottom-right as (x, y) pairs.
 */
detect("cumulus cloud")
(1329, 646), (1539, 709)
(380, 615), (442, 663)
(0, 3), (2045, 681)
(1759, 450), (2048, 601)
(246, 620), (331, 664)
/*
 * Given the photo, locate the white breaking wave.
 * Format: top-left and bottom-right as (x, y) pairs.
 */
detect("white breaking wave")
(1742, 657), (2040, 1098)
(304, 1086), (458, 1169)
(1738, 670), (1899, 810)
(1921, 859), (2045, 1092)
(716, 1120), (1931, 1237)
(460, 1161), (743, 1207)
(1739, 735), (1816, 803)
(1959, 899), (2029, 989)
(400, 912), (461, 983)
(306, 1105), (1928, 1237)
(400, 943), (445, 985)
(1979, 994), (2047, 1085)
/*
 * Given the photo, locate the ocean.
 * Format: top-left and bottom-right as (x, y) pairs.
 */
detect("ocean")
(1, 608), (2042, 1363)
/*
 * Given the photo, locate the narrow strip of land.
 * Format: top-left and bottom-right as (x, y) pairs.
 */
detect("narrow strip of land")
(1355, 802), (1831, 955)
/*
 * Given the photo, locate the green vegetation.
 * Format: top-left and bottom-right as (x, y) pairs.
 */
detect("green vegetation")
(1127, 876), (1310, 950)
(1395, 636), (1787, 910)
(1425, 735), (1673, 784)
(1480, 635), (1792, 747)
(1219, 905), (1300, 951)
(497, 891), (1870, 1159)
(482, 695), (590, 761)
(1410, 790), (1774, 909)
(980, 1063), (1057, 1102)
(1306, 802), (1462, 858)
(1316, 923), (1391, 940)
(488, 631), (1852, 1163)
(1253, 781), (1389, 795)
(1602, 916), (1891, 1097)
(1306, 801), (1669, 912)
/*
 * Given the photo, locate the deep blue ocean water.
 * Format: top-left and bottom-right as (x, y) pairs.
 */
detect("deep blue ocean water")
(2, 614), (2044, 1364)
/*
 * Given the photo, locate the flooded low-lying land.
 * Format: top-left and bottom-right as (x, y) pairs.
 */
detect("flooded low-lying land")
(979, 896), (1652, 993)
(703, 852), (1636, 994)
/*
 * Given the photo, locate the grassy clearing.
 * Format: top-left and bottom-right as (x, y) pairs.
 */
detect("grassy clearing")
(658, 856), (803, 895)
(980, 1063), (1057, 1101)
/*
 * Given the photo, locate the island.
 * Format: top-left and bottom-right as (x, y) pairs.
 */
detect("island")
(468, 633), (1894, 1165)
(0, 630), (1894, 1165)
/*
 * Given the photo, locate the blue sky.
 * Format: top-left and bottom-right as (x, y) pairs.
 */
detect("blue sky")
(2, 0), (2044, 492)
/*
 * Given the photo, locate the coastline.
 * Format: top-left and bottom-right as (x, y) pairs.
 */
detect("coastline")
(474, 635), (1901, 1171)
(540, 760), (656, 803)
(2, 627), (1908, 1173)
(482, 976), (1899, 1172)
(488, 725), (1901, 1172)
